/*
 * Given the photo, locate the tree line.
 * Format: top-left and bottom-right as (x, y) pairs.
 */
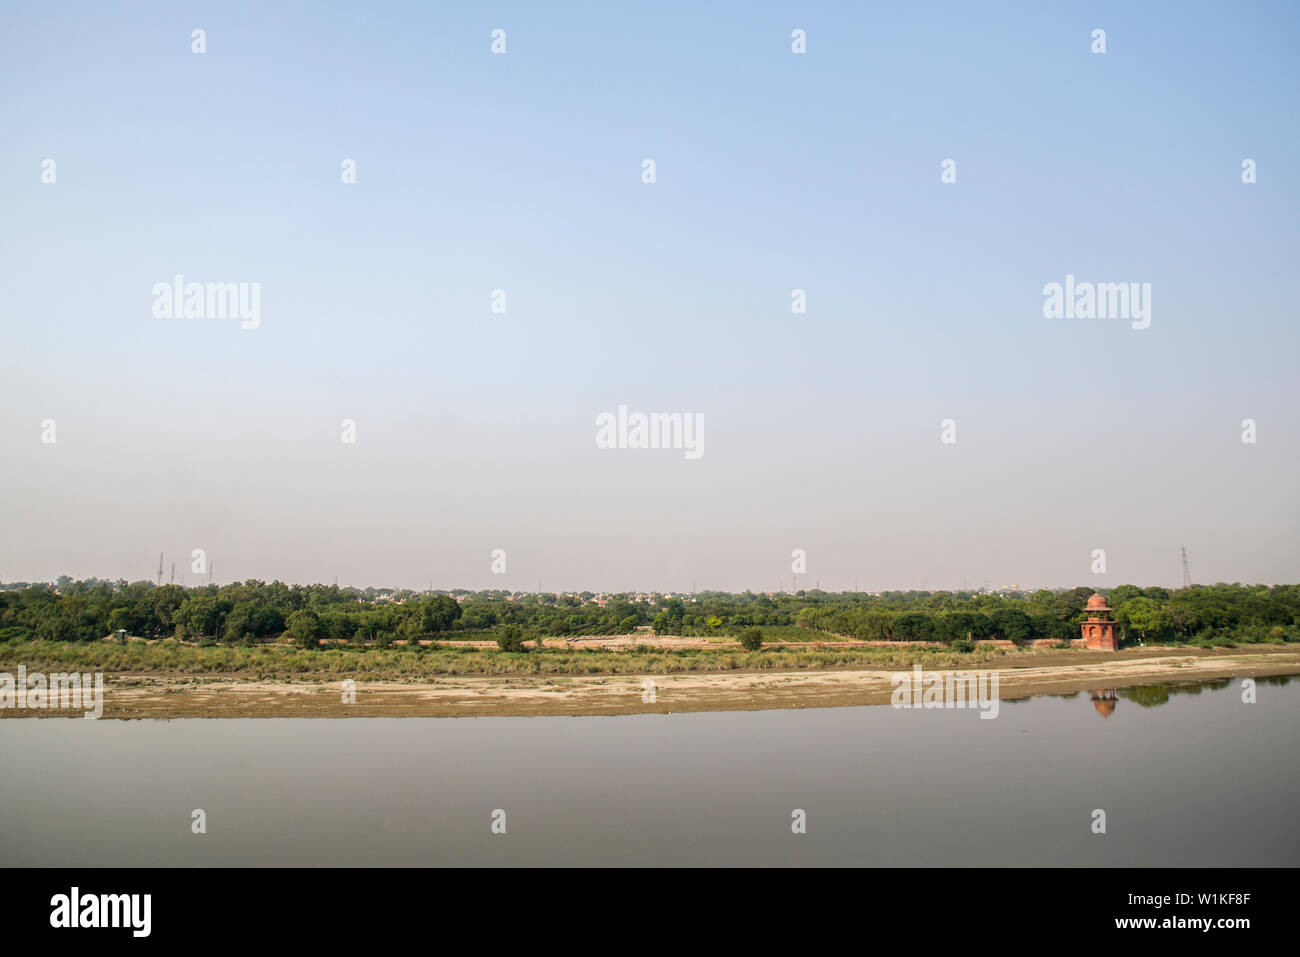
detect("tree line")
(0, 579), (1297, 648)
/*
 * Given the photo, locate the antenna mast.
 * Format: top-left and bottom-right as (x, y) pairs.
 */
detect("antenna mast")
(1181, 546), (1191, 589)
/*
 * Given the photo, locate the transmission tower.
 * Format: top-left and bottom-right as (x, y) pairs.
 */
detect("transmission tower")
(157, 552), (163, 586)
(1181, 546), (1191, 589)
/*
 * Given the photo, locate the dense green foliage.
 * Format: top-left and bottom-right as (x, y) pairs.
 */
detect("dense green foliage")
(796, 584), (1300, 646)
(495, 625), (526, 653)
(0, 638), (1011, 680)
(1, 579), (1298, 649)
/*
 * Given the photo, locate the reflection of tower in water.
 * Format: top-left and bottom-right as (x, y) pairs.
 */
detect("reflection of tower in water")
(1090, 688), (1118, 718)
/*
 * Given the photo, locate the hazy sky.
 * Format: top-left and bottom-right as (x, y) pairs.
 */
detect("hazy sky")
(2, 2), (1297, 592)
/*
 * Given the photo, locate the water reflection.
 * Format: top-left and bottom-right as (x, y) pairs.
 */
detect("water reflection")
(1, 671), (1297, 866)
(1088, 673), (1295, 713)
(1090, 689), (1118, 717)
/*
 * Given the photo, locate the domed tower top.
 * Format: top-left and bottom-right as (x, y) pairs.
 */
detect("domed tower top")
(1086, 592), (1111, 614)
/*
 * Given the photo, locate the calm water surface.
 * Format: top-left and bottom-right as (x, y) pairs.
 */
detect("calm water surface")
(1, 676), (1296, 866)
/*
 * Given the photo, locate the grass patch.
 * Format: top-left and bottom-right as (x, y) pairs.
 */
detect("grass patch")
(0, 638), (1015, 681)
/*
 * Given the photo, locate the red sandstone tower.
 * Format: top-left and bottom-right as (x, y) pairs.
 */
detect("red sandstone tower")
(1081, 593), (1119, 651)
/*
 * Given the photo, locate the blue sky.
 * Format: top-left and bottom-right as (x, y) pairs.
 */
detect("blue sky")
(2, 1), (1297, 591)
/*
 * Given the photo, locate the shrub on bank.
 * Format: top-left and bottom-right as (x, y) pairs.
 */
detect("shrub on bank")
(496, 625), (526, 653)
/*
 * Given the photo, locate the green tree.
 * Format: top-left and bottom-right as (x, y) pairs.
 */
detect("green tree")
(738, 627), (764, 651)
(991, 607), (1031, 642)
(460, 604), (497, 630)
(287, 609), (324, 648)
(1108, 584), (1143, 609)
(1119, 597), (1172, 641)
(224, 601), (260, 643)
(496, 625), (525, 652)
(421, 595), (462, 632)
(178, 595), (226, 639)
(1051, 587), (1094, 621)
(325, 613), (358, 642)
(107, 606), (136, 636)
(893, 612), (934, 641)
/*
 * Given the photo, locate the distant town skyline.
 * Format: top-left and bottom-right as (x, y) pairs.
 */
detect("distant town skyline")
(0, 555), (1276, 596)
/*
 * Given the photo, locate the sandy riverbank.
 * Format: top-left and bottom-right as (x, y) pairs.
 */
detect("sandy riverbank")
(5, 645), (1297, 719)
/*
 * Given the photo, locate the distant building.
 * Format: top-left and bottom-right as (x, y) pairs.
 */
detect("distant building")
(1081, 593), (1119, 651)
